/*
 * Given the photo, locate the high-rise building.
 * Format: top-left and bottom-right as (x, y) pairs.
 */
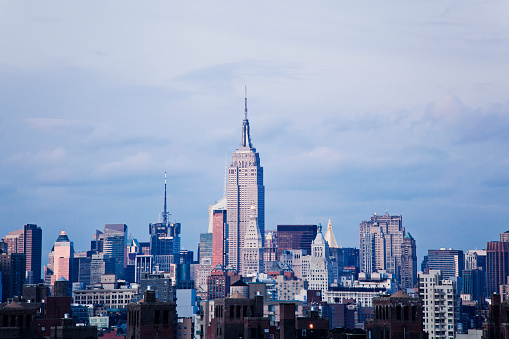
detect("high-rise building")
(400, 232), (417, 291)
(424, 249), (464, 280)
(227, 95), (264, 271)
(1, 224), (42, 284)
(45, 230), (74, 293)
(359, 213), (404, 278)
(302, 224), (334, 295)
(487, 236), (509, 296)
(24, 224), (42, 284)
(0, 244), (26, 301)
(419, 270), (459, 339)
(103, 223), (127, 280)
(150, 173), (181, 261)
(277, 225), (317, 259)
(263, 230), (277, 263)
(212, 209), (228, 268)
(240, 203), (264, 276)
(198, 233), (213, 266)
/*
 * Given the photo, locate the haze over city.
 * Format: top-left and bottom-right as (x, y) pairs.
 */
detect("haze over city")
(1, 0), (508, 265)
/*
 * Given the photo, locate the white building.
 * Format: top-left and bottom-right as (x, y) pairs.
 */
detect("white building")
(419, 270), (459, 339)
(240, 203), (264, 276)
(302, 224), (334, 295)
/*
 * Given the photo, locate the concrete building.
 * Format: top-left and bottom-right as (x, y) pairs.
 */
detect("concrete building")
(419, 270), (459, 339)
(102, 224), (128, 280)
(263, 230), (277, 263)
(240, 203), (264, 276)
(73, 276), (137, 314)
(359, 213), (405, 280)
(302, 224), (334, 295)
(367, 290), (424, 339)
(483, 293), (509, 339)
(401, 232), (417, 291)
(0, 301), (38, 339)
(227, 97), (265, 272)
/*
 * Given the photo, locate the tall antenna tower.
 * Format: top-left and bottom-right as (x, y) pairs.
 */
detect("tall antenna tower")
(161, 172), (170, 224)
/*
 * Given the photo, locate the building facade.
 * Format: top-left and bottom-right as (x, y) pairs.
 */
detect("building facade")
(418, 270), (459, 339)
(227, 98), (264, 271)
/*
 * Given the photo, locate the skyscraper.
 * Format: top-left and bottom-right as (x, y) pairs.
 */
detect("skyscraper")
(1, 224), (42, 284)
(149, 173), (181, 260)
(359, 213), (404, 277)
(227, 95), (264, 271)
(45, 230), (74, 293)
(400, 232), (417, 291)
(487, 235), (509, 296)
(24, 224), (42, 284)
(424, 248), (464, 280)
(103, 223), (127, 280)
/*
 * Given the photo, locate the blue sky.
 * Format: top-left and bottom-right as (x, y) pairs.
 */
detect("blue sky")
(1, 1), (508, 265)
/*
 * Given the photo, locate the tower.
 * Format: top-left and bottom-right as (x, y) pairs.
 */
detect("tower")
(400, 232), (417, 291)
(45, 230), (74, 294)
(149, 173), (181, 260)
(227, 92), (264, 271)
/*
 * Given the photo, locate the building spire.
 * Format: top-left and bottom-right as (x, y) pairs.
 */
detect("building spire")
(240, 87), (253, 148)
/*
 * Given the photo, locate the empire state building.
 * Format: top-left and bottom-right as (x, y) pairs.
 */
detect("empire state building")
(227, 96), (265, 271)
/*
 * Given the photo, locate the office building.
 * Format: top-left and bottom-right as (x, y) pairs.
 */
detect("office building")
(212, 208), (228, 268)
(400, 232), (417, 291)
(301, 224), (334, 295)
(240, 203), (264, 276)
(359, 213), (405, 278)
(199, 233), (213, 265)
(277, 224), (317, 259)
(419, 270), (459, 339)
(103, 223), (127, 280)
(424, 248), (464, 280)
(226, 96), (265, 271)
(150, 173), (181, 258)
(487, 237), (509, 296)
(45, 230), (74, 293)
(0, 247), (26, 301)
(1, 224), (42, 284)
(465, 249), (487, 271)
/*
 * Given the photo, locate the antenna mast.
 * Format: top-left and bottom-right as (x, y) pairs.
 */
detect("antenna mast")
(162, 172), (169, 224)
(244, 86), (248, 120)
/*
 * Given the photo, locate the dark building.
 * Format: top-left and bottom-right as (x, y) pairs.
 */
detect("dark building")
(483, 293), (509, 339)
(277, 225), (317, 259)
(487, 238), (509, 296)
(366, 290), (424, 339)
(23, 224), (43, 284)
(211, 294), (264, 339)
(137, 273), (175, 302)
(424, 248), (464, 280)
(463, 269), (486, 301)
(400, 233), (417, 291)
(0, 249), (26, 302)
(23, 283), (49, 303)
(295, 309), (329, 339)
(127, 289), (177, 339)
(0, 301), (38, 339)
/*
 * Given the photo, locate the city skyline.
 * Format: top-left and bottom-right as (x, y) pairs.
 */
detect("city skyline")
(1, 1), (509, 266)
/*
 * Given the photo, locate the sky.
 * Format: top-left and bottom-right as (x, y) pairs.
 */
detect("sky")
(1, 1), (509, 266)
